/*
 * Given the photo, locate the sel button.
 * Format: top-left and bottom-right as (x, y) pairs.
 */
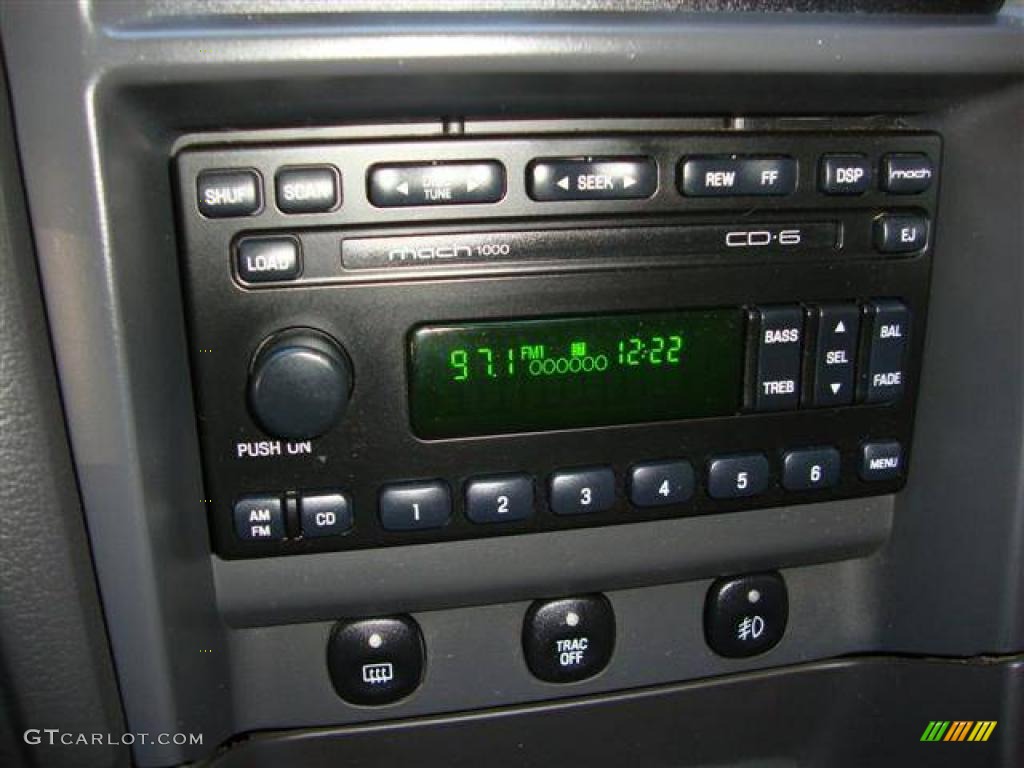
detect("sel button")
(528, 157), (656, 201)
(523, 595), (615, 683)
(811, 303), (860, 407)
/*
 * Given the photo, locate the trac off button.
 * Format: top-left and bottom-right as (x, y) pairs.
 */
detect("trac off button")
(523, 595), (615, 683)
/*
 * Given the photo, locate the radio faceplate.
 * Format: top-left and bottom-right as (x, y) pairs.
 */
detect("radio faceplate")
(175, 127), (939, 558)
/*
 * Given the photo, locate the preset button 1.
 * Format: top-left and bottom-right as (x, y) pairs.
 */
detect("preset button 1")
(379, 481), (452, 531)
(523, 595), (615, 683)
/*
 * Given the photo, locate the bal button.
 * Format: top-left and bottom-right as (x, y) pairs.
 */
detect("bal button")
(523, 595), (615, 683)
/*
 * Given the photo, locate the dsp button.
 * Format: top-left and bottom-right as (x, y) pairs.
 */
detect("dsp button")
(233, 495), (284, 541)
(528, 157), (656, 201)
(523, 595), (615, 683)
(327, 616), (425, 705)
(874, 213), (929, 253)
(197, 169), (261, 218)
(275, 165), (340, 214)
(751, 306), (804, 411)
(704, 572), (788, 658)
(882, 153), (934, 194)
(819, 154), (870, 195)
(368, 161), (504, 207)
(860, 300), (911, 403)
(680, 156), (796, 197)
(236, 236), (301, 283)
(811, 304), (860, 406)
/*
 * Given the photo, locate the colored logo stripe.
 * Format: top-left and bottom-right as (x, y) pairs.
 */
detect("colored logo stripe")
(921, 720), (997, 743)
(921, 721), (950, 741)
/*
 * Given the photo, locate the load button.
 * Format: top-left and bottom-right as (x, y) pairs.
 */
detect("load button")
(860, 300), (911, 404)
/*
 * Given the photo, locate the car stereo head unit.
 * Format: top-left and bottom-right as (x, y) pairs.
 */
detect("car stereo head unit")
(175, 125), (938, 558)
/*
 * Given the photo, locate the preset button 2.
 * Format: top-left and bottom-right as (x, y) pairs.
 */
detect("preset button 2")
(465, 474), (534, 524)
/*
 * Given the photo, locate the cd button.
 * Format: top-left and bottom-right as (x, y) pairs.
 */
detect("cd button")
(680, 156), (796, 197)
(368, 161), (504, 207)
(300, 492), (353, 538)
(379, 481), (451, 531)
(465, 474), (534, 524)
(707, 454), (771, 499)
(549, 468), (615, 515)
(528, 157), (656, 201)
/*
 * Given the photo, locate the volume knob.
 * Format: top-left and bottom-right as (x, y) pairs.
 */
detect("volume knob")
(247, 329), (352, 441)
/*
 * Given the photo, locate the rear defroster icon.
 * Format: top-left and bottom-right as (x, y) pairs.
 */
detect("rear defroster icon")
(361, 662), (394, 685)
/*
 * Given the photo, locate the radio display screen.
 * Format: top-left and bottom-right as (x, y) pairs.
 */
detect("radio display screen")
(409, 309), (744, 439)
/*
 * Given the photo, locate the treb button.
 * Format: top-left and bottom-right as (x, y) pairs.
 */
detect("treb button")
(528, 157), (656, 201)
(680, 156), (796, 197)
